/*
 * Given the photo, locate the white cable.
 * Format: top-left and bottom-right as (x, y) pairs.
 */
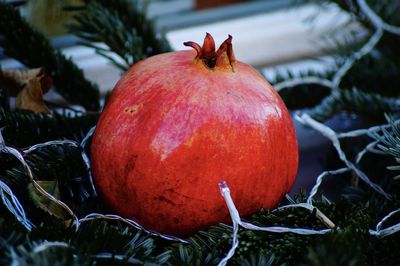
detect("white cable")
(376, 208), (400, 232)
(273, 0), (400, 94)
(78, 213), (188, 243)
(0, 179), (34, 230)
(1, 129), (186, 242)
(274, 77), (337, 92)
(25, 140), (79, 153)
(336, 119), (400, 139)
(355, 140), (379, 163)
(218, 181), (400, 265)
(296, 113), (391, 199)
(217, 181), (333, 266)
(79, 126), (97, 196)
(332, 27), (383, 85)
(307, 168), (350, 205)
(357, 0), (400, 35)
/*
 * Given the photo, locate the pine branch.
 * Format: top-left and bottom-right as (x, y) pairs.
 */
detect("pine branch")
(340, 54), (400, 97)
(274, 68), (333, 109)
(307, 88), (400, 122)
(0, 219), (168, 265)
(370, 117), (400, 181)
(0, 2), (100, 111)
(0, 141), (96, 216)
(88, 0), (171, 55)
(68, 0), (171, 71)
(0, 107), (98, 148)
(68, 1), (145, 71)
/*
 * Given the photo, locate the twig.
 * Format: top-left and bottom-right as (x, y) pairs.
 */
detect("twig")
(274, 203), (336, 228)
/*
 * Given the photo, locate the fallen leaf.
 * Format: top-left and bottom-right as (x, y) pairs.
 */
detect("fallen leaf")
(0, 68), (52, 113)
(16, 78), (50, 113)
(28, 180), (65, 220)
(0, 68), (52, 95)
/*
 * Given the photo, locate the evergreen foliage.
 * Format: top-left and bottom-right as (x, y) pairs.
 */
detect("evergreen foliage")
(68, 0), (171, 71)
(0, 107), (98, 148)
(0, 0), (399, 265)
(307, 88), (400, 122)
(371, 118), (400, 181)
(0, 2), (100, 111)
(279, 0), (400, 121)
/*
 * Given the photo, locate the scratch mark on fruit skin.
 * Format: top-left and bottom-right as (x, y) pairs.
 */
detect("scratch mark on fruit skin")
(158, 195), (175, 206)
(91, 50), (298, 237)
(124, 104), (143, 115)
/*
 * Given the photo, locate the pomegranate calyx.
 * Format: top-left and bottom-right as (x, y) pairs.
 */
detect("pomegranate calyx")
(184, 33), (236, 71)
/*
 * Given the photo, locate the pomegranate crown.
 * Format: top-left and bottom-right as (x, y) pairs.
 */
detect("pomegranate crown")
(184, 33), (236, 71)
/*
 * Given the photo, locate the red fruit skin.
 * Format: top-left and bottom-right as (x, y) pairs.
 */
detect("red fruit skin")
(91, 50), (298, 237)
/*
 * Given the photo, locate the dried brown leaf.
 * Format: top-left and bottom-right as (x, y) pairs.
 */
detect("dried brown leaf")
(0, 68), (52, 95)
(28, 180), (65, 220)
(15, 78), (50, 113)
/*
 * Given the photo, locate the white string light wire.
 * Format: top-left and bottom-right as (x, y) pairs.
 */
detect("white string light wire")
(218, 181), (400, 265)
(0, 130), (34, 230)
(357, 0), (400, 35)
(306, 167), (350, 205)
(355, 140), (379, 163)
(79, 126), (97, 196)
(272, 24), (382, 93)
(78, 213), (188, 243)
(273, 0), (400, 94)
(0, 179), (34, 230)
(274, 77), (337, 92)
(6, 140), (81, 226)
(337, 119), (400, 138)
(369, 208), (400, 238)
(24, 140), (79, 153)
(376, 209), (400, 232)
(295, 113), (391, 199)
(331, 27), (383, 86)
(0, 130), (188, 243)
(217, 181), (332, 266)
(1, 108), (399, 261)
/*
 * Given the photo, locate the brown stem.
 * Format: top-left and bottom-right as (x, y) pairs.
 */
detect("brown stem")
(184, 33), (236, 71)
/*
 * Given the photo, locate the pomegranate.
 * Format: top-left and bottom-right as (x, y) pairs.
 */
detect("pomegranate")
(91, 33), (298, 236)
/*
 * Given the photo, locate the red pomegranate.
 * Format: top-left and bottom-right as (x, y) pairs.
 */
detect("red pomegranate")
(91, 33), (298, 236)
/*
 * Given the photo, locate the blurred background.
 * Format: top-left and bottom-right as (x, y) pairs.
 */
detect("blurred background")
(3, 0), (362, 91)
